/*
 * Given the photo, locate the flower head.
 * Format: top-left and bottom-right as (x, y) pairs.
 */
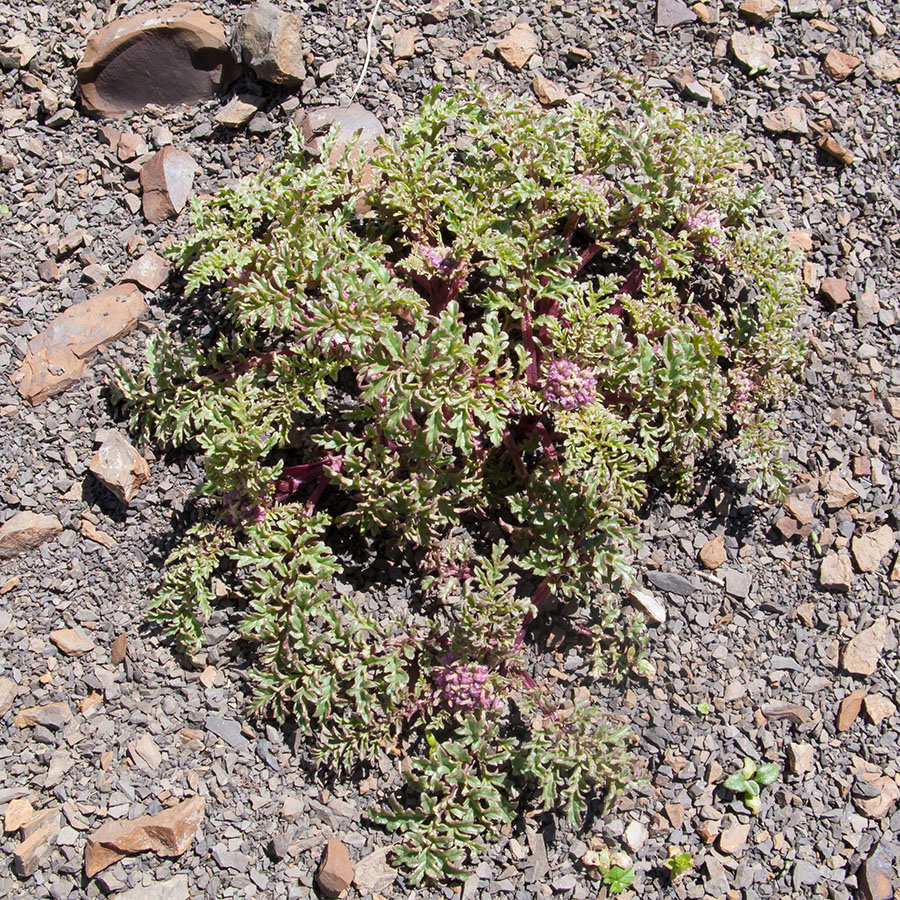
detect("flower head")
(433, 659), (504, 712)
(543, 358), (598, 410)
(685, 209), (724, 247)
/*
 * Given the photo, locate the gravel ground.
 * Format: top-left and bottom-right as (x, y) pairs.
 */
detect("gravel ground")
(1, 0), (899, 898)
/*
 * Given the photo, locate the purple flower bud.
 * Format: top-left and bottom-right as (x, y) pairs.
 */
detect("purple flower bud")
(543, 358), (598, 411)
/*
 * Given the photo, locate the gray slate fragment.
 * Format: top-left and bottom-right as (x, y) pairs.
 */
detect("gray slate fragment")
(205, 715), (252, 753)
(646, 571), (698, 596)
(113, 874), (190, 900)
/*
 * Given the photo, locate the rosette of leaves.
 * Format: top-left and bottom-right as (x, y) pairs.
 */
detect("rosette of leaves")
(115, 83), (803, 881)
(724, 758), (780, 814)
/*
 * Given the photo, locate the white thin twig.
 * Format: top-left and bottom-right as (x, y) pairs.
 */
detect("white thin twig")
(349, 0), (383, 103)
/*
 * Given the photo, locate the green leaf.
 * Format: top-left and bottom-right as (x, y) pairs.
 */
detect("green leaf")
(723, 773), (748, 793)
(604, 865), (635, 894)
(754, 763), (780, 787)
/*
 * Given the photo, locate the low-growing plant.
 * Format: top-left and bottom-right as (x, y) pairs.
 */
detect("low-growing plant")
(724, 757), (780, 814)
(115, 83), (803, 881)
(663, 847), (694, 882)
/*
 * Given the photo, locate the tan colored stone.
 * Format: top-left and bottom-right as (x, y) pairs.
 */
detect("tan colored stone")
(14, 702), (72, 730)
(392, 27), (418, 60)
(820, 278), (851, 308)
(84, 795), (206, 877)
(851, 525), (895, 573)
(111, 634), (128, 666)
(81, 519), (116, 549)
(129, 735), (163, 772)
(853, 772), (900, 819)
(5, 797), (34, 833)
(214, 94), (265, 128)
(718, 822), (751, 855)
(730, 32), (775, 74)
(868, 48), (900, 82)
(89, 431), (150, 504)
(739, 0), (781, 24)
(784, 496), (814, 524)
(13, 819), (59, 877)
(353, 846), (397, 894)
(50, 626), (95, 657)
(122, 250), (172, 291)
(761, 105), (808, 135)
(497, 23), (538, 71)
(232, 1), (307, 85)
(837, 689), (866, 732)
(787, 742), (813, 775)
(21, 809), (62, 841)
(0, 512), (63, 558)
(696, 819), (719, 843)
(842, 618), (887, 676)
(863, 694), (897, 727)
(316, 839), (355, 898)
(817, 134), (854, 165)
(785, 230), (813, 252)
(699, 535), (727, 569)
(140, 147), (197, 224)
(820, 552), (853, 592)
(76, 5), (238, 117)
(824, 48), (862, 81)
(532, 74), (568, 107)
(0, 677), (18, 715)
(14, 283), (147, 404)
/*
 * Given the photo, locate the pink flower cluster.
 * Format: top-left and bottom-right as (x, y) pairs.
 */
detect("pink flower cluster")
(543, 358), (598, 410)
(686, 209), (723, 247)
(433, 660), (503, 712)
(418, 243), (457, 274)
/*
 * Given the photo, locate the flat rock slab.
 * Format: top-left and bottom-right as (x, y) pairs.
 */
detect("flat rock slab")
(50, 627), (95, 657)
(14, 702), (73, 730)
(496, 23), (538, 71)
(294, 104), (385, 164)
(842, 618), (887, 676)
(0, 511), (63, 558)
(730, 32), (775, 74)
(317, 839), (354, 899)
(114, 875), (190, 900)
(84, 795), (205, 877)
(646, 571), (698, 596)
(656, 0), (697, 27)
(14, 283), (147, 405)
(77, 4), (238, 117)
(122, 250), (172, 291)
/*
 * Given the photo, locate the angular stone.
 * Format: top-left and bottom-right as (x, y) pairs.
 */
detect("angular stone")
(762, 701), (810, 725)
(842, 618), (886, 676)
(699, 535), (727, 569)
(739, 0), (781, 24)
(656, 0), (697, 27)
(214, 94), (266, 128)
(627, 588), (666, 624)
(316, 839), (355, 899)
(532, 74), (568, 107)
(787, 742), (813, 776)
(89, 431), (151, 504)
(868, 48), (900, 83)
(730, 33), (775, 74)
(293, 104), (385, 164)
(0, 512), (63, 559)
(761, 106), (808, 135)
(45, 751), (74, 789)
(823, 48), (861, 81)
(140, 147), (197, 224)
(819, 553), (852, 592)
(50, 627), (95, 657)
(76, 5), (238, 117)
(353, 847), (397, 895)
(784, 496), (814, 524)
(280, 795), (304, 822)
(21, 809), (62, 841)
(115, 875), (190, 900)
(856, 289), (881, 327)
(496, 23), (538, 71)
(837, 689), (866, 732)
(817, 135), (854, 166)
(129, 734), (163, 772)
(14, 702), (72, 730)
(853, 772), (900, 819)
(84, 796), (205, 877)
(858, 849), (895, 900)
(13, 818), (60, 877)
(787, 0), (817, 15)
(393, 27), (418, 61)
(206, 716), (252, 754)
(122, 250), (172, 291)
(15, 282), (147, 405)
(863, 694), (897, 727)
(623, 820), (648, 852)
(821, 468), (857, 506)
(111, 634), (128, 666)
(851, 525), (895, 573)
(0, 677), (18, 715)
(117, 132), (149, 161)
(232, 1), (306, 85)
(718, 822), (750, 855)
(5, 797), (34, 833)
(646, 571), (698, 596)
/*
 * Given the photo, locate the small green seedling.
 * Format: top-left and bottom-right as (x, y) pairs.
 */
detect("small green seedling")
(603, 865), (635, 894)
(696, 700), (712, 717)
(724, 757), (779, 814)
(663, 847), (694, 882)
(0, 204), (10, 218)
(583, 848), (634, 894)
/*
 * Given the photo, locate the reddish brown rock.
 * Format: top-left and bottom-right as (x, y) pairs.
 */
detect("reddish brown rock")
(817, 134), (854, 166)
(820, 552), (852, 592)
(5, 797), (34, 833)
(868, 48), (900, 83)
(122, 250), (172, 291)
(842, 618), (887, 676)
(232, 1), (307, 85)
(76, 5), (238, 117)
(656, 0), (697, 27)
(14, 283), (147, 404)
(89, 432), (151, 504)
(0, 677), (18, 716)
(392, 27), (418, 61)
(14, 702), (73, 730)
(140, 147), (198, 224)
(851, 525), (895, 573)
(532, 74), (568, 107)
(820, 277), (850, 306)
(84, 796), (205, 877)
(316, 839), (355, 899)
(293, 105), (385, 163)
(699, 535), (727, 569)
(730, 32), (775, 74)
(837, 689), (866, 732)
(214, 94), (265, 128)
(13, 818), (59, 877)
(853, 771), (900, 819)
(761, 106), (808, 136)
(858, 849), (895, 900)
(718, 822), (750, 855)
(496, 23), (538, 71)
(111, 634), (128, 666)
(739, 0), (781, 24)
(863, 694), (897, 727)
(823, 48), (861, 81)
(50, 627), (95, 657)
(0, 512), (63, 558)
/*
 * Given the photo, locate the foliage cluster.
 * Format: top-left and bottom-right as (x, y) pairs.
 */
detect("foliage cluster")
(116, 84), (803, 881)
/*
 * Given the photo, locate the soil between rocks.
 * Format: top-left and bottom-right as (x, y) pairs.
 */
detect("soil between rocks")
(1, 1), (900, 899)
